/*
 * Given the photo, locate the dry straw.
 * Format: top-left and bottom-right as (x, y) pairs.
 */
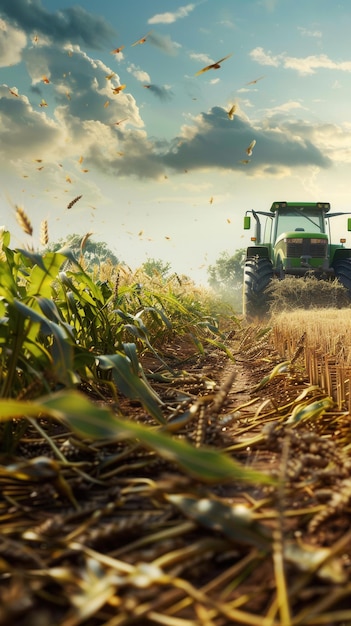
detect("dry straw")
(15, 205), (33, 236)
(272, 309), (351, 410)
(40, 219), (49, 246)
(67, 194), (82, 209)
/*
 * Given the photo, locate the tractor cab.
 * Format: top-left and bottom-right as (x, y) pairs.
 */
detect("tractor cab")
(242, 201), (351, 318)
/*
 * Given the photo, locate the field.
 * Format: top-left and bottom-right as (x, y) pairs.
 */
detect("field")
(1, 233), (351, 625)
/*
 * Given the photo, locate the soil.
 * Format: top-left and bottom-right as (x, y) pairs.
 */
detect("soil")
(1, 326), (351, 626)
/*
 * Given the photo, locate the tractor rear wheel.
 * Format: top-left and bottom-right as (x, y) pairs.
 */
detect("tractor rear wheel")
(243, 256), (273, 319)
(334, 258), (351, 294)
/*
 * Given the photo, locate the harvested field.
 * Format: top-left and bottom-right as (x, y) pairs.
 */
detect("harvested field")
(1, 319), (351, 626)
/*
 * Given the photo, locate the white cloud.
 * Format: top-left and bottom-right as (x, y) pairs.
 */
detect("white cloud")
(0, 18), (27, 67)
(127, 64), (151, 83)
(264, 101), (306, 116)
(249, 47), (280, 67)
(148, 4), (195, 24)
(250, 47), (351, 76)
(298, 26), (322, 38)
(189, 52), (213, 65)
(284, 54), (351, 75)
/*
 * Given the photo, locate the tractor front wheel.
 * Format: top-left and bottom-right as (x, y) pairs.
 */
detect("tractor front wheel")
(243, 256), (273, 320)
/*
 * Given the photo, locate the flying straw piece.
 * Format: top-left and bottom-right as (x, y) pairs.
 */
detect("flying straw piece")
(40, 220), (49, 246)
(131, 32), (151, 46)
(15, 205), (33, 236)
(195, 54), (232, 76)
(228, 104), (236, 120)
(67, 195), (82, 209)
(246, 140), (256, 156)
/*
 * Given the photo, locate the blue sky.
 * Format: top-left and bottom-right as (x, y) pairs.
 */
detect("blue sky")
(1, 0), (351, 283)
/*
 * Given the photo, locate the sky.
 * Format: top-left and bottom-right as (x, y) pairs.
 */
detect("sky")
(1, 0), (351, 284)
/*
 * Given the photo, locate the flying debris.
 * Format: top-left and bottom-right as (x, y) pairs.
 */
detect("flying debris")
(111, 118), (129, 126)
(111, 46), (125, 54)
(246, 75), (265, 85)
(8, 88), (19, 97)
(209, 197), (214, 204)
(105, 73), (116, 80)
(42, 76), (50, 84)
(104, 100), (110, 108)
(112, 84), (126, 94)
(67, 195), (82, 209)
(246, 140), (256, 156)
(195, 54), (232, 76)
(65, 175), (72, 183)
(227, 104), (236, 120)
(78, 156), (84, 164)
(32, 35), (39, 45)
(39, 99), (48, 107)
(131, 32), (151, 46)
(239, 159), (250, 165)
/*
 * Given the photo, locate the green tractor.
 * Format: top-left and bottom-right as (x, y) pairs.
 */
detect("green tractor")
(242, 201), (351, 318)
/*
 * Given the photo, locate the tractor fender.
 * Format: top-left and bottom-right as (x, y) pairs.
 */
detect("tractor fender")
(332, 248), (351, 264)
(246, 246), (270, 259)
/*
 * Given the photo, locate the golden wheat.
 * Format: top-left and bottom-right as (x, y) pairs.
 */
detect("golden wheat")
(271, 309), (351, 409)
(15, 205), (33, 236)
(40, 219), (49, 246)
(80, 232), (93, 252)
(67, 195), (83, 209)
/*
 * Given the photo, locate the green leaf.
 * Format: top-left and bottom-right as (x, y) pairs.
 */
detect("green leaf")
(20, 251), (67, 299)
(97, 353), (165, 424)
(13, 300), (75, 385)
(0, 391), (274, 485)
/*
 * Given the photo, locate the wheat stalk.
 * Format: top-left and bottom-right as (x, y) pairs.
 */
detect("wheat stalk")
(67, 195), (82, 209)
(40, 219), (49, 246)
(15, 205), (33, 236)
(80, 232), (93, 253)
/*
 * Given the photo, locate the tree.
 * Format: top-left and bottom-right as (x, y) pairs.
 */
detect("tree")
(45, 234), (120, 267)
(142, 258), (172, 280)
(207, 249), (246, 291)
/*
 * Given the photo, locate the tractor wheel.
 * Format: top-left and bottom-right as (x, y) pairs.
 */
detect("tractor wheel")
(334, 258), (351, 294)
(243, 256), (273, 320)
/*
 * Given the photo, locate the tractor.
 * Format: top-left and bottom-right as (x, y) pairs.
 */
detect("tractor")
(242, 201), (351, 318)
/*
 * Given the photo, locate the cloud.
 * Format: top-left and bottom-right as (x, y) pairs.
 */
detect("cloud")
(0, 18), (27, 67)
(127, 64), (151, 83)
(21, 44), (143, 128)
(148, 4), (196, 24)
(143, 84), (174, 101)
(0, 0), (116, 49)
(148, 32), (181, 56)
(283, 54), (351, 76)
(162, 107), (332, 174)
(250, 47), (351, 76)
(0, 86), (61, 159)
(249, 47), (280, 67)
(298, 26), (322, 38)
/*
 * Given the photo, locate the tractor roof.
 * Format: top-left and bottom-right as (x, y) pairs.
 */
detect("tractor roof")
(270, 201), (330, 213)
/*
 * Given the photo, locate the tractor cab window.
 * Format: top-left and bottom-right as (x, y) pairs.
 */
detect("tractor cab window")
(263, 215), (273, 243)
(275, 209), (324, 239)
